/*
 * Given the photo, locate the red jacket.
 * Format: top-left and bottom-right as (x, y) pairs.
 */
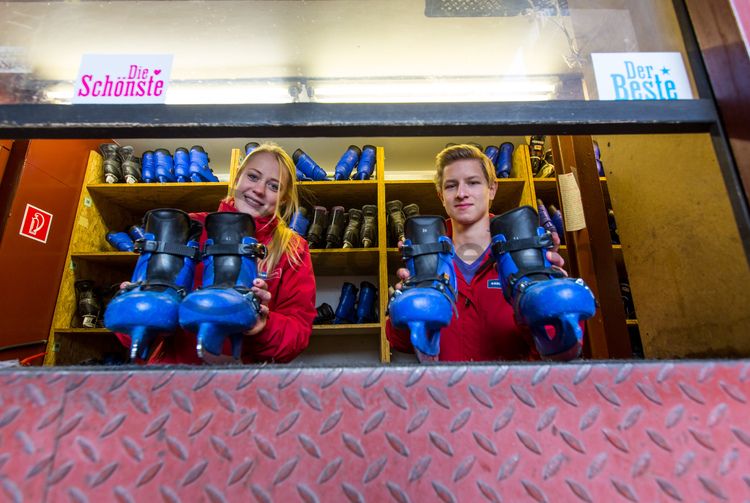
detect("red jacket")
(116, 201), (316, 364)
(386, 219), (538, 362)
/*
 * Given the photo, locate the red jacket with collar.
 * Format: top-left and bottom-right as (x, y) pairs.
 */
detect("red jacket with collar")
(386, 218), (538, 362)
(116, 200), (316, 364)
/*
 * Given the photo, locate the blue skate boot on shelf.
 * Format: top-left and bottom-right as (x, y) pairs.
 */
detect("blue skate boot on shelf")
(106, 231), (134, 251)
(293, 148), (329, 181)
(173, 148), (191, 182)
(128, 225), (146, 241)
(356, 281), (377, 323)
(354, 145), (376, 180)
(484, 145), (499, 166)
(117, 146), (142, 184)
(490, 205), (595, 361)
(289, 207), (310, 237)
(141, 151), (156, 183)
(496, 142), (513, 178)
(154, 149), (176, 183)
(334, 145), (361, 180)
(99, 144), (123, 184)
(179, 212), (267, 362)
(388, 216), (457, 358)
(104, 209), (202, 361)
(333, 282), (358, 324)
(296, 169), (313, 182)
(189, 146), (220, 182)
(245, 142), (259, 156)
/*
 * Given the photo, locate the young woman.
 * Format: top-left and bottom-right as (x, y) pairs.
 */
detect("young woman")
(386, 144), (566, 361)
(116, 143), (316, 364)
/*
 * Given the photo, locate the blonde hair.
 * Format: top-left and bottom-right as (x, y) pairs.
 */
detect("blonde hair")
(434, 144), (495, 193)
(225, 143), (302, 273)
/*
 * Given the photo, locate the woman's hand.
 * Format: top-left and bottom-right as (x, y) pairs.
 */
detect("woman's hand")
(393, 240), (412, 291)
(245, 278), (272, 336)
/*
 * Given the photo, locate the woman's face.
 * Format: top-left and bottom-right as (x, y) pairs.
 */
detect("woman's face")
(439, 158), (497, 226)
(233, 151), (282, 219)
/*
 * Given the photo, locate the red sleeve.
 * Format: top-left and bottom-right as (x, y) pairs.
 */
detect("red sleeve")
(385, 317), (415, 354)
(242, 237), (316, 363)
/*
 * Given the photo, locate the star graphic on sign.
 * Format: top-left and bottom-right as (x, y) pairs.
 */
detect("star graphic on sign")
(661, 67), (670, 75)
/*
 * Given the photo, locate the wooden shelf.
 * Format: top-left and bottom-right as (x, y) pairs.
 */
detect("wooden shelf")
(312, 323), (381, 336)
(533, 178), (559, 205)
(87, 182), (229, 214)
(48, 143), (635, 365)
(72, 251), (138, 265)
(51, 328), (127, 366)
(55, 328), (111, 335)
(310, 248), (379, 275)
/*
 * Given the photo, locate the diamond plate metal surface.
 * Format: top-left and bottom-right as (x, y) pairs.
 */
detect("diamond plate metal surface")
(1, 361), (750, 502)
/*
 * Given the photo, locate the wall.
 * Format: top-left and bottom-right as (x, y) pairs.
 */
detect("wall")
(597, 133), (750, 358)
(0, 139), (108, 361)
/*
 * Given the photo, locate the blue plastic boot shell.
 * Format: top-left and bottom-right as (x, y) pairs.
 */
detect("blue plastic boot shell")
(389, 288), (453, 357)
(104, 289), (182, 360)
(515, 278), (595, 358)
(173, 148), (191, 182)
(179, 288), (259, 359)
(141, 151), (156, 183)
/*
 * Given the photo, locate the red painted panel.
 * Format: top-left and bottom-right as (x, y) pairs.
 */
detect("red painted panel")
(0, 139), (106, 350)
(0, 361), (748, 502)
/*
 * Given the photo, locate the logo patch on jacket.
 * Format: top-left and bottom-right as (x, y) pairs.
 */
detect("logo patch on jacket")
(487, 279), (503, 289)
(259, 269), (282, 281)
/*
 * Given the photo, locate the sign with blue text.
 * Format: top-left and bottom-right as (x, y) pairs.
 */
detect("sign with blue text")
(591, 52), (693, 100)
(73, 54), (173, 104)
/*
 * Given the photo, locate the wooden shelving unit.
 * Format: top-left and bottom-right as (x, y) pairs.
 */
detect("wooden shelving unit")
(45, 139), (635, 365)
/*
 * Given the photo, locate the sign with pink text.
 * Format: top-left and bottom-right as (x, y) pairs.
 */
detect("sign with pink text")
(73, 54), (173, 104)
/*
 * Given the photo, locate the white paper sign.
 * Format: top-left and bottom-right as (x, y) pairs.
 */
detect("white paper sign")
(73, 54), (173, 104)
(592, 52), (693, 100)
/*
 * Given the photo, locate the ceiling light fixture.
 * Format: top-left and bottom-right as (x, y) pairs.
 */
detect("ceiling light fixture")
(309, 76), (559, 103)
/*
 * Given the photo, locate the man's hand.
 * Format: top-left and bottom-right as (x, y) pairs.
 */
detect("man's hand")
(546, 230), (567, 276)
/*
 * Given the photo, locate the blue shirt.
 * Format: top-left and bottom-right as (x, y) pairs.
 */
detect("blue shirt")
(455, 246), (491, 284)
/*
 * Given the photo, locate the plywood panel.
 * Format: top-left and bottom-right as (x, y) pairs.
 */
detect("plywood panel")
(596, 133), (750, 358)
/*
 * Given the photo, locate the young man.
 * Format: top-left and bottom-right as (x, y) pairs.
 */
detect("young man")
(386, 144), (566, 361)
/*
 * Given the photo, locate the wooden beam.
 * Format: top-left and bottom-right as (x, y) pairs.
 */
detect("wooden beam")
(550, 136), (631, 359)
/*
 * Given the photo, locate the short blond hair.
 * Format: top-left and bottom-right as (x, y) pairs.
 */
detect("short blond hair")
(434, 144), (495, 193)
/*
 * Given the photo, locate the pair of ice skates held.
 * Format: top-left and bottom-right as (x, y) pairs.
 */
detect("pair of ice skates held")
(389, 205), (596, 361)
(104, 208), (267, 363)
